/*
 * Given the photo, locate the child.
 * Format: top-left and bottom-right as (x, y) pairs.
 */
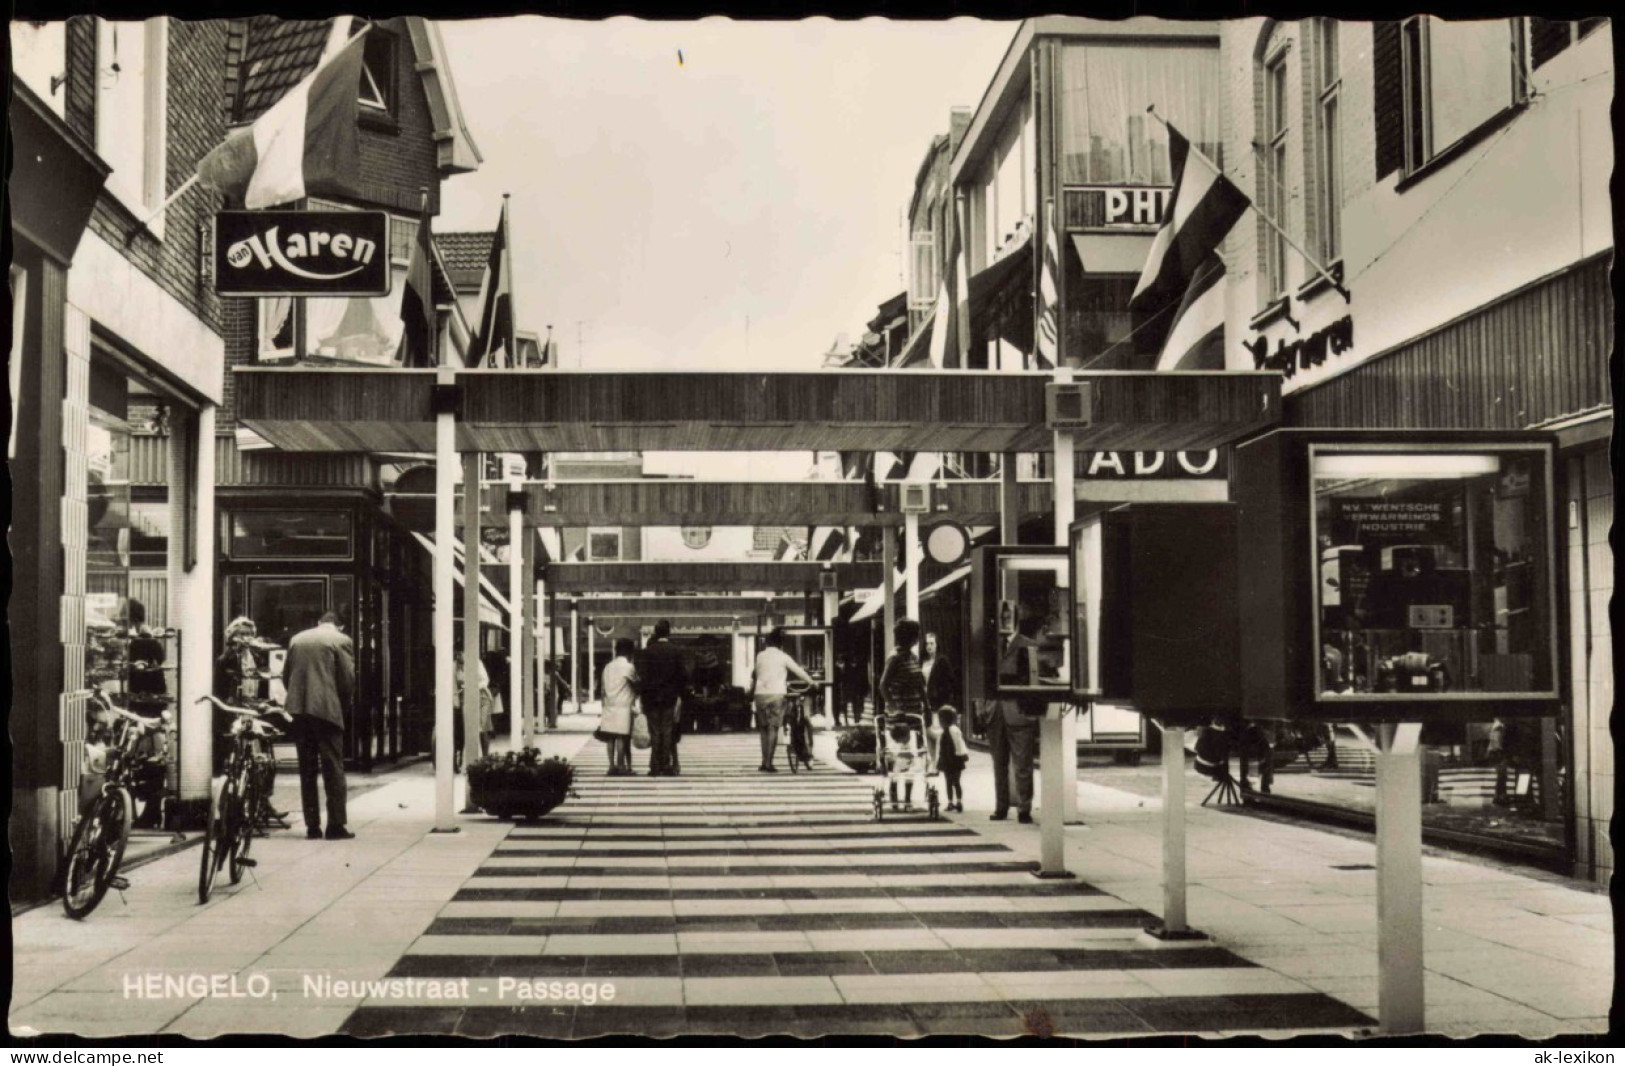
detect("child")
(884, 720), (924, 810)
(936, 707), (969, 812)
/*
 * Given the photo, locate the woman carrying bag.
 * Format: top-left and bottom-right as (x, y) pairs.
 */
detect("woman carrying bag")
(598, 639), (639, 775)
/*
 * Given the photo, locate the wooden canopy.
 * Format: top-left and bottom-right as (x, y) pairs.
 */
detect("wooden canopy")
(390, 479), (1053, 530)
(235, 368), (1280, 454)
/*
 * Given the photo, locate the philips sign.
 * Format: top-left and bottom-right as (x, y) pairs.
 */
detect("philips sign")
(215, 211), (391, 296)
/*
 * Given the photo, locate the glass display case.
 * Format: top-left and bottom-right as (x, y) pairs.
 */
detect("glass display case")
(1309, 444), (1558, 705)
(969, 547), (1070, 701)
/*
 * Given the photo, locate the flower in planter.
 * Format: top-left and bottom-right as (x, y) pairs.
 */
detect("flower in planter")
(835, 727), (877, 756)
(467, 749), (577, 819)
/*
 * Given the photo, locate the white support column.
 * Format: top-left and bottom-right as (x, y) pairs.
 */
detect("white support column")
(881, 531), (897, 660)
(1375, 722), (1426, 1035)
(569, 602), (580, 716)
(176, 405), (216, 803)
(903, 510), (921, 623)
(822, 589), (839, 720)
(461, 453), (484, 782)
(521, 530), (536, 733)
(508, 485), (524, 754)
(1036, 369), (1077, 878)
(531, 574), (544, 742)
(432, 372), (457, 832)
(1160, 724), (1189, 933)
(587, 624), (597, 705)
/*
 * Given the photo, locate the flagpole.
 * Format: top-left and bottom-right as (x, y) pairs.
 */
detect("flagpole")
(124, 174), (201, 245)
(1146, 105), (1350, 303)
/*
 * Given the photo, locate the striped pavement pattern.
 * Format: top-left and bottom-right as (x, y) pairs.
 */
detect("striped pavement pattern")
(341, 735), (1373, 1038)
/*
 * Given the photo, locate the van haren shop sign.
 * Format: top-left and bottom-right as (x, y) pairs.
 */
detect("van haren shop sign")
(214, 210), (390, 296)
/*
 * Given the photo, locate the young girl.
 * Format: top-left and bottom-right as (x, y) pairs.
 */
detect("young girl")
(936, 706), (969, 812)
(883, 722), (926, 810)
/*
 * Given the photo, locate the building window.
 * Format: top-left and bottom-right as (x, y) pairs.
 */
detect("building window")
(352, 20), (398, 114)
(587, 528), (623, 562)
(226, 510), (354, 561)
(1058, 44), (1221, 186)
(1530, 18), (1607, 68)
(10, 21), (67, 117)
(289, 201), (415, 365)
(95, 18), (168, 230)
(907, 215), (938, 316)
(258, 297), (297, 362)
(1308, 19), (1342, 266)
(1260, 49), (1290, 302)
(1400, 17), (1525, 175)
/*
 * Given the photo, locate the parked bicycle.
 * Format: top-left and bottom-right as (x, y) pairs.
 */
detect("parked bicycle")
(61, 689), (174, 919)
(195, 694), (289, 903)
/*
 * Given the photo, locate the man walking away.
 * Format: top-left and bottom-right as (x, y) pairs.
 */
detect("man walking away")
(751, 627), (816, 772)
(987, 613), (1043, 824)
(283, 612), (355, 839)
(637, 620), (689, 777)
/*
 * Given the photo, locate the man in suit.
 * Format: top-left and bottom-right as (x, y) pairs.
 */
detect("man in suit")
(636, 619), (689, 777)
(283, 612), (355, 840)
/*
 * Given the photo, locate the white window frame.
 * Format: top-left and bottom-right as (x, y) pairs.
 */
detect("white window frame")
(1261, 48), (1291, 302)
(95, 18), (168, 240)
(1310, 19), (1342, 267)
(9, 266), (27, 460)
(1401, 16), (1528, 176)
(907, 212), (938, 314)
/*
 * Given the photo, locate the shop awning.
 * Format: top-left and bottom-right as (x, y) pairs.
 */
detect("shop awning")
(411, 532), (509, 627)
(1071, 232), (1154, 276)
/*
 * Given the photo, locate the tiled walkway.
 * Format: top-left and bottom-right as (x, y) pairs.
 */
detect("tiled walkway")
(340, 735), (1373, 1038)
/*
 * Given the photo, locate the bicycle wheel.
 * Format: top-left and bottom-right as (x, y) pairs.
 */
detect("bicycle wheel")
(228, 767), (256, 884)
(62, 788), (132, 919)
(199, 776), (229, 903)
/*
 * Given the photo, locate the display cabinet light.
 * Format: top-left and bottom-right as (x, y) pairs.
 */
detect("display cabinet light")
(1312, 454), (1502, 479)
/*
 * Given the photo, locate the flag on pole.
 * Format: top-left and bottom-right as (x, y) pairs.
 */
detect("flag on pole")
(467, 199), (515, 368)
(1129, 123), (1249, 369)
(925, 198), (970, 369)
(398, 197), (437, 368)
(196, 31), (367, 209)
(1035, 198), (1061, 369)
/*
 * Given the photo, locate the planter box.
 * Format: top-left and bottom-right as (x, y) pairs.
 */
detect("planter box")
(471, 787), (568, 821)
(836, 753), (877, 773)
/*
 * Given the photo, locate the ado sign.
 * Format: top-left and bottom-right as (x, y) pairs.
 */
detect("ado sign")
(215, 211), (390, 296)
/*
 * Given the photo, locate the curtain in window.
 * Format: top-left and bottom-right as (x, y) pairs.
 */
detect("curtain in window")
(258, 297), (294, 361)
(1428, 18), (1516, 152)
(305, 270), (406, 366)
(1059, 45), (1221, 185)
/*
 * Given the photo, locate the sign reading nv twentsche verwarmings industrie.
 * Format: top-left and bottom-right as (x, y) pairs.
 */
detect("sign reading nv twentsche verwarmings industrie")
(214, 210), (391, 296)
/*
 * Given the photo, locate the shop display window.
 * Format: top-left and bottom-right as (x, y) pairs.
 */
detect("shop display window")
(227, 510), (354, 560)
(989, 554), (1070, 697)
(1309, 445), (1557, 703)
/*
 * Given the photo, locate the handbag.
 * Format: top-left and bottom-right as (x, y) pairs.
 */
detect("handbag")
(631, 712), (651, 750)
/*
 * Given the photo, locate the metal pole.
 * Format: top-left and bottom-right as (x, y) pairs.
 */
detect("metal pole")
(521, 532), (536, 733)
(178, 404), (216, 803)
(823, 589), (839, 721)
(1375, 722), (1425, 1034)
(881, 532), (897, 661)
(587, 623), (597, 705)
(570, 602), (580, 716)
(432, 371), (457, 832)
(461, 453), (483, 787)
(508, 484), (524, 754)
(531, 574), (544, 742)
(904, 510), (922, 623)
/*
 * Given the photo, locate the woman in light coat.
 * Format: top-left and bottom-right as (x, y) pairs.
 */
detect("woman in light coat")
(599, 638), (639, 775)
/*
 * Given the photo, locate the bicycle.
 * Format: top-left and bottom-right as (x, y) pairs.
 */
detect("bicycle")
(61, 690), (173, 919)
(195, 695), (288, 903)
(783, 681), (816, 774)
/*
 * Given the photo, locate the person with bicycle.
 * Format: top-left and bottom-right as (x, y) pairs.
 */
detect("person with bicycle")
(750, 626), (816, 773)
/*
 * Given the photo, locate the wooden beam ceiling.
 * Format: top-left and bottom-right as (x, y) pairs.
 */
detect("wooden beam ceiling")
(235, 368), (1280, 454)
(541, 561), (880, 594)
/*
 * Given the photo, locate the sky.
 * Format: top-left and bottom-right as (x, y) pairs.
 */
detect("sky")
(434, 17), (1016, 373)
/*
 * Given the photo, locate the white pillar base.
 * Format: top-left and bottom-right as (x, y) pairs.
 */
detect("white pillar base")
(1376, 723), (1425, 1035)
(1033, 711), (1076, 879)
(1141, 723), (1207, 942)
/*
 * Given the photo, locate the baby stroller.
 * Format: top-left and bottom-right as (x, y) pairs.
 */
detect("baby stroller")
(872, 712), (940, 821)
